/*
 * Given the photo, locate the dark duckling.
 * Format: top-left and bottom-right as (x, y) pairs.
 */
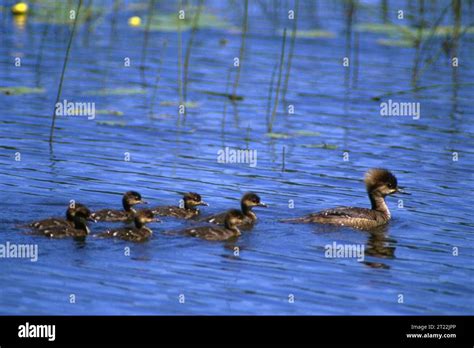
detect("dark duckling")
(32, 205), (95, 240)
(201, 192), (267, 228)
(180, 209), (246, 241)
(96, 209), (159, 242)
(29, 202), (89, 230)
(91, 191), (147, 222)
(151, 192), (208, 219)
(282, 168), (409, 230)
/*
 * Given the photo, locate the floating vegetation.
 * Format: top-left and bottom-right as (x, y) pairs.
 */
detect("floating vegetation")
(293, 130), (321, 137)
(199, 90), (244, 101)
(95, 109), (124, 116)
(283, 29), (336, 39)
(355, 23), (413, 37)
(302, 143), (338, 150)
(31, 0), (104, 25)
(266, 132), (290, 139)
(96, 120), (127, 127)
(371, 82), (474, 101)
(377, 38), (414, 47)
(86, 88), (147, 96)
(265, 130), (320, 139)
(160, 101), (199, 108)
(140, 8), (233, 32)
(357, 22), (474, 43)
(0, 87), (45, 95)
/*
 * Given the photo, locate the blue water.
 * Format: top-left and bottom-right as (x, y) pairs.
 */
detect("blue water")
(0, 0), (473, 315)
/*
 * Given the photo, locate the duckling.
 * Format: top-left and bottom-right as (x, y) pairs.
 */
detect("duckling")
(96, 209), (159, 242)
(32, 205), (95, 240)
(179, 209), (246, 241)
(282, 168), (409, 230)
(201, 192), (267, 228)
(151, 192), (208, 219)
(29, 203), (89, 230)
(91, 191), (147, 222)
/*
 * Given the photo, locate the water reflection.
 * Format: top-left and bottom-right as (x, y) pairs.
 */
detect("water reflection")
(363, 224), (397, 269)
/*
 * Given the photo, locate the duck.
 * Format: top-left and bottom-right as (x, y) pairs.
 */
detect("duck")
(29, 202), (89, 230)
(96, 209), (159, 242)
(282, 168), (409, 230)
(151, 192), (208, 219)
(32, 205), (95, 240)
(179, 209), (246, 241)
(201, 192), (267, 228)
(91, 191), (147, 222)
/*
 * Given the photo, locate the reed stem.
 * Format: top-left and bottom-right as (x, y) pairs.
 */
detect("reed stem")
(49, 0), (82, 144)
(232, 0), (248, 100)
(269, 28), (287, 133)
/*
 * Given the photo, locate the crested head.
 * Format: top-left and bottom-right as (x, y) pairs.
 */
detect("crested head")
(364, 168), (398, 196)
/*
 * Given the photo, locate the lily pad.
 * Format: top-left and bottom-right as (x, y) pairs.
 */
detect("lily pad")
(0, 87), (45, 95)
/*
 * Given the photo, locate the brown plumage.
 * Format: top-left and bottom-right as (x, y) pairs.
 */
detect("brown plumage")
(91, 191), (147, 222)
(96, 209), (159, 242)
(151, 192), (208, 219)
(282, 168), (409, 230)
(179, 209), (246, 241)
(29, 203), (89, 230)
(31, 205), (95, 240)
(201, 192), (267, 228)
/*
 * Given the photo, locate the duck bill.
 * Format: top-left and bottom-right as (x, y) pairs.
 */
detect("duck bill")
(199, 201), (209, 206)
(396, 187), (410, 195)
(139, 200), (148, 204)
(258, 202), (268, 207)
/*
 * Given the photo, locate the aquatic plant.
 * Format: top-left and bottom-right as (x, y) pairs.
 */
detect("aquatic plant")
(232, 0), (248, 101)
(282, 0), (299, 103)
(268, 28), (287, 133)
(49, 0), (82, 144)
(183, 0), (204, 105)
